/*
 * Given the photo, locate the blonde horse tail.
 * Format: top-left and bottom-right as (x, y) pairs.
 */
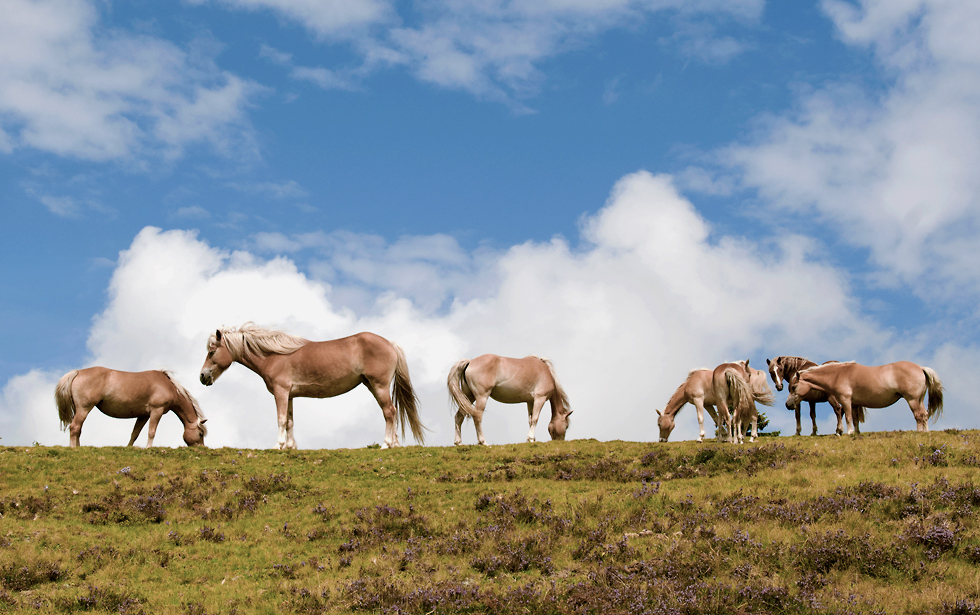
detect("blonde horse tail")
(161, 370), (208, 437)
(725, 369), (752, 418)
(392, 344), (426, 445)
(853, 406), (866, 424)
(923, 367), (944, 422)
(55, 370), (79, 431)
(447, 359), (477, 419)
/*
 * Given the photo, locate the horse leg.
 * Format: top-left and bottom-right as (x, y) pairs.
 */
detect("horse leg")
(273, 390), (291, 450)
(841, 398), (855, 435)
(908, 397), (929, 432)
(794, 404), (802, 436)
(809, 401), (818, 436)
(716, 398), (733, 443)
(828, 398), (844, 436)
(68, 404), (94, 447)
(285, 398), (297, 449)
(144, 407), (166, 448)
(454, 409), (466, 446)
(128, 416), (149, 447)
(693, 397), (707, 443)
(704, 405), (723, 440)
(749, 409), (758, 443)
(526, 397), (547, 443)
(472, 395), (489, 446)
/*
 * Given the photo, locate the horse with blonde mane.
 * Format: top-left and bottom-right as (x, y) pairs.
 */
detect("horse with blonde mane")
(786, 361), (943, 435)
(713, 360), (775, 444)
(447, 354), (572, 446)
(767, 356), (866, 436)
(655, 369), (722, 443)
(55, 367), (207, 447)
(199, 323), (424, 449)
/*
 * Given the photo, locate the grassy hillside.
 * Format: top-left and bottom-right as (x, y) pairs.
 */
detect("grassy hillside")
(1, 431), (979, 614)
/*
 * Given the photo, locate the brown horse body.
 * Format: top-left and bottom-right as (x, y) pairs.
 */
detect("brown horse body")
(712, 360), (775, 444)
(767, 356), (866, 436)
(786, 361), (943, 434)
(655, 369), (722, 443)
(447, 354), (571, 446)
(54, 367), (207, 447)
(657, 360), (773, 443)
(199, 323), (424, 449)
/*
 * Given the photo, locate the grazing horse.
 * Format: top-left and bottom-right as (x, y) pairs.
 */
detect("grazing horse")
(714, 360), (775, 444)
(767, 356), (866, 436)
(655, 369), (723, 443)
(55, 367), (207, 447)
(786, 361), (943, 435)
(199, 323), (424, 449)
(447, 354), (572, 446)
(657, 361), (773, 443)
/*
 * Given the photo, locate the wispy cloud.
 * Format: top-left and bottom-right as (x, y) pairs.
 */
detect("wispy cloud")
(0, 0), (259, 162)
(721, 0), (980, 305)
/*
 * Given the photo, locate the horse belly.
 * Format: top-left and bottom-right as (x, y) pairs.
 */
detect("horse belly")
(290, 373), (363, 399)
(490, 385), (534, 405)
(850, 389), (902, 409)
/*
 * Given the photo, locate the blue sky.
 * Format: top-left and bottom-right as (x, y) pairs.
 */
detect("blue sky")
(2, 0), (978, 448)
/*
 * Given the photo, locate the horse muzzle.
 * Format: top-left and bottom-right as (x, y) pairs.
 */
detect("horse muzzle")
(200, 371), (214, 386)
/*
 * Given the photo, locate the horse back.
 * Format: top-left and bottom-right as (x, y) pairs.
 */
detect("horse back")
(467, 354), (554, 403)
(73, 368), (177, 417)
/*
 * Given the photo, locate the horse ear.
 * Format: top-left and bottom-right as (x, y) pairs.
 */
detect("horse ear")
(215, 329), (222, 342)
(565, 411), (573, 418)
(745, 358), (750, 368)
(766, 358), (771, 366)
(200, 418), (207, 424)
(656, 409), (662, 417)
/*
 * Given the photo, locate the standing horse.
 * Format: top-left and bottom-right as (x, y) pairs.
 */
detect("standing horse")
(447, 354), (572, 446)
(714, 360), (775, 444)
(786, 361), (943, 435)
(655, 369), (723, 443)
(767, 356), (866, 436)
(55, 367), (207, 447)
(199, 323), (424, 449)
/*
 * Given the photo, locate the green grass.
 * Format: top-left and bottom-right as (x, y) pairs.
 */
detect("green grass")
(1, 430), (980, 614)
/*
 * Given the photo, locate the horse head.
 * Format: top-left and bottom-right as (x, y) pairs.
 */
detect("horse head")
(548, 410), (572, 441)
(183, 418), (208, 447)
(200, 329), (234, 386)
(655, 408), (674, 442)
(767, 357), (784, 391)
(785, 371), (808, 409)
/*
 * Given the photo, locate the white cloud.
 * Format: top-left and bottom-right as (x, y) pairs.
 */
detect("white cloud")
(187, 0), (393, 38)
(227, 0), (763, 104)
(8, 170), (972, 449)
(722, 0), (980, 303)
(0, 0), (258, 162)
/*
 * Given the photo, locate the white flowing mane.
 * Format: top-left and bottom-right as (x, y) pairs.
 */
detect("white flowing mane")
(211, 322), (309, 362)
(533, 356), (571, 415)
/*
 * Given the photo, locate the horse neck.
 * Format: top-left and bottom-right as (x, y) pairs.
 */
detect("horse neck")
(783, 357), (816, 380)
(235, 350), (278, 381)
(662, 381), (691, 417)
(170, 394), (198, 426)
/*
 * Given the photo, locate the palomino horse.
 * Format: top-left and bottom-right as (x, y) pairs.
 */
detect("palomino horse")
(714, 360), (775, 444)
(767, 356), (865, 436)
(655, 369), (722, 443)
(656, 360), (773, 443)
(786, 361), (943, 435)
(199, 323), (424, 449)
(55, 368), (207, 447)
(447, 354), (572, 445)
